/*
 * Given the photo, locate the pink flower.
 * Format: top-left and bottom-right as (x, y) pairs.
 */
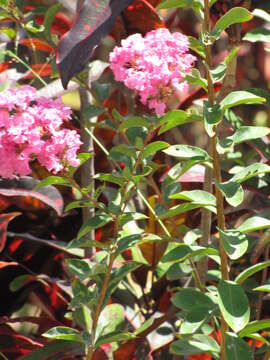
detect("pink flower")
(110, 28), (196, 116)
(0, 85), (81, 179)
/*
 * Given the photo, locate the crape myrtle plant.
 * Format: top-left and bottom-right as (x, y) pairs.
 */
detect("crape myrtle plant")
(1, 0), (270, 359)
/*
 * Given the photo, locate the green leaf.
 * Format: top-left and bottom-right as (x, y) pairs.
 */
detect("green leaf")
(230, 126), (270, 144)
(25, 20), (44, 33)
(213, 7), (253, 39)
(253, 284), (270, 292)
(43, 3), (61, 39)
(185, 69), (208, 91)
(235, 260), (270, 285)
(162, 244), (218, 263)
(159, 202), (215, 220)
(65, 201), (93, 212)
(35, 176), (70, 189)
(239, 319), (270, 338)
(237, 216), (270, 233)
(74, 305), (92, 332)
(230, 163), (270, 183)
(0, 28), (16, 39)
(217, 280), (250, 332)
(220, 91), (265, 110)
(219, 228), (248, 260)
(252, 9), (270, 23)
(66, 259), (92, 279)
(67, 237), (107, 250)
(96, 331), (134, 347)
(247, 87), (270, 106)
(77, 214), (112, 239)
(172, 288), (215, 311)
(95, 173), (125, 186)
(210, 48), (239, 84)
(66, 259), (106, 281)
(84, 105), (104, 118)
(96, 304), (124, 341)
(243, 27), (270, 43)
(170, 190), (216, 206)
(116, 234), (142, 255)
(180, 305), (213, 335)
(71, 278), (94, 308)
(0, 12), (10, 21)
(203, 101), (222, 137)
(110, 144), (137, 159)
(159, 110), (190, 134)
(211, 62), (226, 83)
(164, 145), (210, 160)
(106, 262), (139, 300)
(225, 332), (253, 360)
(141, 141), (169, 159)
(188, 36), (205, 58)
(92, 82), (110, 102)
(120, 212), (148, 226)
(119, 116), (149, 131)
(216, 181), (244, 207)
(9, 274), (35, 292)
(43, 327), (83, 342)
(170, 334), (219, 355)
(157, 0), (203, 12)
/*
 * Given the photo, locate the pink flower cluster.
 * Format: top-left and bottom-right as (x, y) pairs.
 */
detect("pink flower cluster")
(0, 85), (81, 178)
(110, 28), (196, 115)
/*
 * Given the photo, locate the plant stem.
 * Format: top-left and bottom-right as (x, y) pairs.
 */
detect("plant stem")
(203, 1), (229, 280)
(85, 239), (117, 360)
(264, 345), (270, 360)
(199, 164), (212, 284)
(79, 77), (95, 258)
(203, 1), (229, 358)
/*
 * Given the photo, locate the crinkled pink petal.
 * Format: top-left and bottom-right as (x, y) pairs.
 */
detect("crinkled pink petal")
(110, 28), (196, 115)
(0, 85), (81, 178)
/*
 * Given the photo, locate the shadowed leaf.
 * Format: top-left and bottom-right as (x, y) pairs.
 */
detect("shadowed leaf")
(0, 176), (64, 215)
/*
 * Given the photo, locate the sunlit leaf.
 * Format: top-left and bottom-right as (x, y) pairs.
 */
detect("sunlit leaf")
(213, 7), (253, 39)
(217, 280), (250, 332)
(220, 91), (265, 110)
(235, 261), (270, 285)
(239, 319), (270, 338)
(237, 216), (270, 233)
(43, 327), (83, 342)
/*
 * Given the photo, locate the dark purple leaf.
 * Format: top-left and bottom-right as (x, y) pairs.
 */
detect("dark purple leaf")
(0, 176), (64, 216)
(57, 0), (133, 88)
(7, 231), (82, 256)
(0, 324), (44, 357)
(0, 213), (21, 253)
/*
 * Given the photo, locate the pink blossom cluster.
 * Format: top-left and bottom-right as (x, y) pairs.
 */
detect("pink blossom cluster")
(110, 28), (196, 115)
(0, 85), (81, 178)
